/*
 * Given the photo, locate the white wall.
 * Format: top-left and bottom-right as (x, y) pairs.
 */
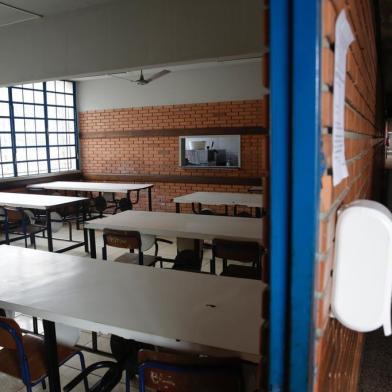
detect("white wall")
(0, 0), (263, 86)
(76, 61), (265, 111)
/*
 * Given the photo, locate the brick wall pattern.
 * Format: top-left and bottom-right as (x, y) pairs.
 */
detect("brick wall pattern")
(314, 0), (384, 390)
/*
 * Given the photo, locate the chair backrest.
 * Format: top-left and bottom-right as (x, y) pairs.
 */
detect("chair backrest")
(0, 316), (23, 350)
(172, 250), (202, 272)
(118, 198), (132, 212)
(212, 239), (262, 264)
(3, 207), (28, 224)
(103, 229), (142, 250)
(94, 196), (107, 213)
(138, 350), (243, 392)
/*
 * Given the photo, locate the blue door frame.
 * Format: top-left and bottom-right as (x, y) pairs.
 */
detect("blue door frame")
(269, 0), (321, 390)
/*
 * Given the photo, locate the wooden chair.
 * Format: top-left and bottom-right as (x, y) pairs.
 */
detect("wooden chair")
(171, 249), (203, 272)
(102, 229), (171, 266)
(2, 207), (46, 249)
(138, 349), (245, 392)
(210, 239), (263, 280)
(0, 316), (88, 392)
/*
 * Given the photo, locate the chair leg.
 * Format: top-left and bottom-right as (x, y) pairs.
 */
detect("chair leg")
(78, 351), (89, 392)
(41, 378), (47, 390)
(102, 245), (107, 260)
(31, 235), (36, 250)
(125, 369), (131, 392)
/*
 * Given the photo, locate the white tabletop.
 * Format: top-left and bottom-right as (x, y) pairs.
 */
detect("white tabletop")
(86, 210), (263, 244)
(173, 192), (263, 208)
(0, 192), (87, 210)
(0, 246), (264, 361)
(27, 181), (154, 193)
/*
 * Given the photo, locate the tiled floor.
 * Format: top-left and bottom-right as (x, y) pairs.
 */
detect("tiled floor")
(0, 222), (224, 391)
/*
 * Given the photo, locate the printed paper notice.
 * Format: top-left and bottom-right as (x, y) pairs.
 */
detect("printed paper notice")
(332, 10), (354, 186)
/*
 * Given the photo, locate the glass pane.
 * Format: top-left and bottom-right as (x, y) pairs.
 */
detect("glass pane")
(37, 147), (47, 160)
(66, 107), (74, 119)
(59, 146), (67, 158)
(28, 161), (38, 174)
(67, 134), (75, 145)
(46, 81), (55, 91)
(1, 149), (12, 162)
(14, 119), (25, 132)
(69, 159), (76, 170)
(51, 160), (59, 172)
(48, 120), (57, 132)
(65, 95), (73, 107)
(55, 81), (65, 92)
(36, 120), (45, 132)
(47, 92), (56, 105)
(38, 160), (48, 173)
(36, 133), (46, 145)
(0, 102), (10, 116)
(0, 134), (12, 147)
(13, 103), (24, 117)
(56, 94), (65, 106)
(47, 106), (56, 118)
(23, 89), (34, 103)
(23, 83), (33, 89)
(50, 147), (58, 158)
(59, 159), (68, 170)
(25, 119), (35, 132)
(16, 148), (26, 161)
(65, 82), (73, 94)
(65, 121), (74, 133)
(27, 149), (37, 160)
(58, 134), (66, 144)
(68, 146), (76, 157)
(33, 82), (44, 90)
(57, 107), (65, 118)
(34, 105), (44, 118)
(17, 162), (27, 176)
(57, 121), (66, 132)
(24, 104), (34, 117)
(49, 134), (57, 145)
(0, 118), (11, 133)
(2, 163), (14, 177)
(34, 91), (44, 104)
(0, 88), (8, 101)
(26, 133), (36, 146)
(15, 134), (26, 146)
(12, 89), (23, 102)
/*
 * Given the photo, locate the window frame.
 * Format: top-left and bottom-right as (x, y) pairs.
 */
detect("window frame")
(0, 80), (79, 180)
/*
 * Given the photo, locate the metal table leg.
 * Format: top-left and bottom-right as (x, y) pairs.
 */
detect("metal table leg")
(89, 229), (96, 259)
(176, 203), (180, 213)
(46, 210), (53, 252)
(148, 187), (152, 211)
(43, 319), (61, 392)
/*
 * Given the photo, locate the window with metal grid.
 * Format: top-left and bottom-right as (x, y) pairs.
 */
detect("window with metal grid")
(0, 80), (79, 178)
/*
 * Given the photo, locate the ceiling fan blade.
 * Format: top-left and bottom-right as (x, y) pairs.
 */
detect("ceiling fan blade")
(110, 74), (139, 83)
(145, 69), (171, 83)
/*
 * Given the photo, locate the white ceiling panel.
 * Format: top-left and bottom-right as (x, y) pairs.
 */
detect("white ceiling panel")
(0, 0), (115, 18)
(0, 3), (40, 27)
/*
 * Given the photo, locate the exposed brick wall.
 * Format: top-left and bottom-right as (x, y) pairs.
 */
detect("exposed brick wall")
(314, 1), (384, 390)
(78, 99), (268, 211)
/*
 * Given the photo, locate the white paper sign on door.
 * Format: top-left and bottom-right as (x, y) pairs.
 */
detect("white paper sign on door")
(332, 10), (354, 186)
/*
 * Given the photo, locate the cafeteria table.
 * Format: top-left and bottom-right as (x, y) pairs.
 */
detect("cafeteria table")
(27, 181), (154, 211)
(173, 191), (263, 216)
(0, 192), (88, 253)
(0, 245), (265, 391)
(85, 209), (263, 258)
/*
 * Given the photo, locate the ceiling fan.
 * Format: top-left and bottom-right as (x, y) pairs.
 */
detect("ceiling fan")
(111, 69), (171, 85)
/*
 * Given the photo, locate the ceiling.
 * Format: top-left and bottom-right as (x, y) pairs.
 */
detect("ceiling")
(0, 0), (114, 27)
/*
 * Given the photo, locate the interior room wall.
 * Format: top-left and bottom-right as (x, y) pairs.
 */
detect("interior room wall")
(76, 61), (268, 213)
(314, 1), (384, 390)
